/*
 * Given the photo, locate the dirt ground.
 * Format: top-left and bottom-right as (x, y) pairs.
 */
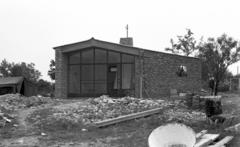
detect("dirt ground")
(220, 92), (240, 147)
(0, 92), (240, 147)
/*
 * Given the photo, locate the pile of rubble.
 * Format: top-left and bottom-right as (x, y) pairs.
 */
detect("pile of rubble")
(27, 95), (207, 130)
(87, 95), (166, 115)
(0, 111), (13, 127)
(0, 94), (53, 112)
(0, 94), (53, 128)
(164, 108), (206, 123)
(28, 95), (170, 129)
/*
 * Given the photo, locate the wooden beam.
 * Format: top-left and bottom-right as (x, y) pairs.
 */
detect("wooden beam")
(225, 122), (240, 131)
(208, 136), (233, 147)
(194, 134), (219, 147)
(196, 130), (208, 139)
(199, 96), (222, 100)
(95, 107), (162, 128)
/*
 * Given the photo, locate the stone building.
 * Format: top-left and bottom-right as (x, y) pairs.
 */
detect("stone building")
(54, 37), (201, 98)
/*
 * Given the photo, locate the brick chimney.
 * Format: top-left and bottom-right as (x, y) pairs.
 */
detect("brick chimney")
(120, 37), (133, 46)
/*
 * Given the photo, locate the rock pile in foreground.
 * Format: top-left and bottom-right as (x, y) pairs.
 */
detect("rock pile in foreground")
(27, 95), (205, 131)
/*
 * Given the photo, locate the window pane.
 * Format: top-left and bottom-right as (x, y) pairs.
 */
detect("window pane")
(81, 65), (93, 81)
(176, 65), (187, 77)
(122, 54), (134, 63)
(95, 49), (106, 63)
(95, 65), (107, 81)
(122, 64), (132, 89)
(69, 65), (80, 93)
(81, 49), (93, 63)
(81, 81), (94, 94)
(69, 52), (80, 64)
(108, 51), (120, 63)
(95, 81), (107, 93)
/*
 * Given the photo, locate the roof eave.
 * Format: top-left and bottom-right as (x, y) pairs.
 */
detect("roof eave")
(53, 38), (200, 60)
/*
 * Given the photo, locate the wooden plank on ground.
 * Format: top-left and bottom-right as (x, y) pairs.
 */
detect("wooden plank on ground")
(196, 130), (208, 139)
(95, 107), (162, 128)
(208, 136), (233, 147)
(194, 134), (220, 147)
(200, 96), (222, 99)
(225, 122), (240, 131)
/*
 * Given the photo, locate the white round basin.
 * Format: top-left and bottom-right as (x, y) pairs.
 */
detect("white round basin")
(148, 123), (196, 147)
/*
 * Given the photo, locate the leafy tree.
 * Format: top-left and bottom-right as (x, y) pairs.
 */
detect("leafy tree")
(48, 59), (55, 80)
(165, 29), (198, 56)
(0, 59), (41, 83)
(0, 59), (12, 77)
(37, 79), (54, 96)
(198, 34), (240, 95)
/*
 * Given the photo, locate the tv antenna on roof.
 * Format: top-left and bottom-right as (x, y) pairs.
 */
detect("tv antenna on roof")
(126, 24), (129, 38)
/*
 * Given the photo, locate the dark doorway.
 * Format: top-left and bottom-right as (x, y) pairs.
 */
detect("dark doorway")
(107, 64), (122, 97)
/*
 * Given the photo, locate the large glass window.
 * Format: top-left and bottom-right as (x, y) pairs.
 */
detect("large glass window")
(81, 81), (94, 94)
(122, 54), (134, 63)
(81, 49), (93, 63)
(95, 81), (107, 93)
(95, 65), (107, 80)
(122, 64), (132, 89)
(69, 65), (80, 94)
(81, 65), (93, 81)
(69, 52), (80, 64)
(95, 49), (107, 63)
(108, 51), (120, 63)
(68, 48), (135, 97)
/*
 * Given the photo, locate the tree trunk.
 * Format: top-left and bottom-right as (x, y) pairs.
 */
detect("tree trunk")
(214, 80), (219, 96)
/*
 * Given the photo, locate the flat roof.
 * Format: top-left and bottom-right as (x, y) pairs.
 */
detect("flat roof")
(0, 77), (24, 85)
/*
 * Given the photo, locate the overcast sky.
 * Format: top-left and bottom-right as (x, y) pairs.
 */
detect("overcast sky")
(1, 0), (240, 81)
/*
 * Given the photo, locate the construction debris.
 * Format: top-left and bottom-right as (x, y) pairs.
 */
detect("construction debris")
(29, 95), (168, 128)
(194, 130), (233, 147)
(27, 95), (207, 131)
(0, 94), (52, 112)
(0, 92), (238, 146)
(95, 107), (163, 127)
(208, 136), (234, 147)
(41, 132), (47, 136)
(0, 111), (14, 127)
(225, 122), (240, 133)
(196, 130), (208, 139)
(164, 108), (206, 123)
(0, 94), (53, 129)
(195, 133), (220, 147)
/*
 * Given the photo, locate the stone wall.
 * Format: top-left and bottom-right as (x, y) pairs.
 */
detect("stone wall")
(55, 50), (68, 99)
(135, 51), (202, 98)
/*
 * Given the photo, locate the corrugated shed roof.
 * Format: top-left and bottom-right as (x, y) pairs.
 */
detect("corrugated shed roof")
(0, 77), (24, 85)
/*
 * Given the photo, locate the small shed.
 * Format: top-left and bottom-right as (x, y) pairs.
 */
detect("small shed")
(0, 77), (37, 96)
